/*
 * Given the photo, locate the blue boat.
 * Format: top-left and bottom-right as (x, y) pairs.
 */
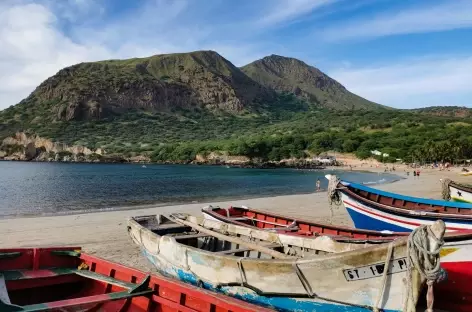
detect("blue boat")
(326, 175), (472, 232)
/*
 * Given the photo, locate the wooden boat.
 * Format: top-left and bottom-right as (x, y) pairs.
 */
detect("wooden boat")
(325, 174), (472, 232)
(202, 205), (406, 242)
(0, 246), (271, 312)
(202, 205), (472, 312)
(441, 178), (472, 203)
(128, 213), (447, 312)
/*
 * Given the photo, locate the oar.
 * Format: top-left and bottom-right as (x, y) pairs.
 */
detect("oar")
(170, 215), (294, 260)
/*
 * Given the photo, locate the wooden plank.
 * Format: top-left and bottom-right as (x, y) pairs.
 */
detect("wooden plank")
(172, 233), (211, 240)
(216, 243), (282, 255)
(171, 216), (294, 259)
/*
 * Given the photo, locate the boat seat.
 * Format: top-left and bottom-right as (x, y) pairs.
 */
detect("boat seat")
(0, 269), (153, 312)
(217, 243), (282, 255)
(1, 268), (140, 290)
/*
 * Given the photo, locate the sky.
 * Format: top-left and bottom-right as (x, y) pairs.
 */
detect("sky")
(1, 0), (472, 110)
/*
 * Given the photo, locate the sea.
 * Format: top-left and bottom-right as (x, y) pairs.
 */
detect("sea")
(0, 162), (400, 218)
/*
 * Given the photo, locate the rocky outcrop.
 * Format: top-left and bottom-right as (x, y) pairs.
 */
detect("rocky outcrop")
(193, 152), (250, 165)
(0, 132), (105, 162)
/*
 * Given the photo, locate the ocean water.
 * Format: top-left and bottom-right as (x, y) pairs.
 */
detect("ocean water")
(0, 162), (400, 218)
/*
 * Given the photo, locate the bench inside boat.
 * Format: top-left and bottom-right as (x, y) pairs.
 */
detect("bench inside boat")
(0, 247), (152, 311)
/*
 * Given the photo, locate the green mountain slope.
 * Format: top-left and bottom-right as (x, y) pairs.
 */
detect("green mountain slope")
(241, 54), (384, 110)
(1, 50), (275, 123)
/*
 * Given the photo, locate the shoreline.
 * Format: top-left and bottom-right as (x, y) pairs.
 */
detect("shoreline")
(0, 169), (401, 220)
(0, 166), (468, 271)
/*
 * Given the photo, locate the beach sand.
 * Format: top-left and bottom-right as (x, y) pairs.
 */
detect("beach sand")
(0, 166), (470, 272)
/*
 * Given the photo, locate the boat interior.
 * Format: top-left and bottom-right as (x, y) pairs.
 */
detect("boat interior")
(343, 182), (472, 216)
(132, 214), (339, 259)
(0, 247), (152, 312)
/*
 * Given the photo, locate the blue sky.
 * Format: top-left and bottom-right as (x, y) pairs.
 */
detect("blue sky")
(1, 0), (472, 110)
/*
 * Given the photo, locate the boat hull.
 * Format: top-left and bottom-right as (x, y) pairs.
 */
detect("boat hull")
(0, 247), (268, 312)
(142, 249), (401, 312)
(128, 215), (431, 312)
(203, 205), (472, 312)
(341, 192), (472, 232)
(449, 185), (472, 203)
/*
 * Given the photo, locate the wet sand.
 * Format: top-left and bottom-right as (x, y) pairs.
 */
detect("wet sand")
(0, 166), (469, 271)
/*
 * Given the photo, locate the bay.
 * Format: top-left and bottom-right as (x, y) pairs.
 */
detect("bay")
(0, 162), (400, 218)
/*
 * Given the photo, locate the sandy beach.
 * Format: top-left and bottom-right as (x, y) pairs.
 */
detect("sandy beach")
(0, 166), (470, 272)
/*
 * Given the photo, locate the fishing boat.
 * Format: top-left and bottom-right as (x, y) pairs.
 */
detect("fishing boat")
(202, 205), (405, 242)
(202, 205), (472, 312)
(441, 178), (472, 203)
(128, 213), (447, 312)
(325, 174), (472, 232)
(0, 246), (271, 312)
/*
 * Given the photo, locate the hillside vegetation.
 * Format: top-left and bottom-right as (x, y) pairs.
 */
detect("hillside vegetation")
(1, 50), (471, 164)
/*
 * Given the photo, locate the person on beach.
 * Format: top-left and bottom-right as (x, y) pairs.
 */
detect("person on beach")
(316, 178), (321, 191)
(416, 170), (420, 177)
(413, 170), (416, 177)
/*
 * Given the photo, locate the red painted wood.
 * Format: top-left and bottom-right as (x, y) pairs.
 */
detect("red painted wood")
(0, 247), (272, 312)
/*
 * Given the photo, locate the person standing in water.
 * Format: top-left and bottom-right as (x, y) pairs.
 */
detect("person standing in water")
(316, 178), (321, 191)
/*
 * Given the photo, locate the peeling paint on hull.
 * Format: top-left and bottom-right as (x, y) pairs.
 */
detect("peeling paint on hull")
(142, 250), (399, 312)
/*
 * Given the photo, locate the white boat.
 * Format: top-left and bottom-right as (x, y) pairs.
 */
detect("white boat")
(128, 213), (446, 312)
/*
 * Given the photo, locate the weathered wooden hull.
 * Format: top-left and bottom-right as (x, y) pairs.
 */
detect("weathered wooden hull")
(128, 215), (436, 312)
(203, 205), (472, 312)
(0, 247), (270, 312)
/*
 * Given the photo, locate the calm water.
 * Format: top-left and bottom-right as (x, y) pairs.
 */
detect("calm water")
(0, 162), (400, 218)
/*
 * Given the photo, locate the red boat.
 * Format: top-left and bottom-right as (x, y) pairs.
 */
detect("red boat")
(202, 205), (472, 312)
(0, 246), (272, 312)
(202, 205), (409, 242)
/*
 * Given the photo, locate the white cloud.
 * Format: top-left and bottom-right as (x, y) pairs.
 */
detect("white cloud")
(321, 1), (472, 41)
(260, 0), (334, 26)
(0, 0), (272, 110)
(329, 56), (472, 108)
(0, 3), (113, 109)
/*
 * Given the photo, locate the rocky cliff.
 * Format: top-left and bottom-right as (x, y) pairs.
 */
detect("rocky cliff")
(1, 132), (104, 161)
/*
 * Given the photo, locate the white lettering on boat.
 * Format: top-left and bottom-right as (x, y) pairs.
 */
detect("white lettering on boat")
(343, 257), (408, 281)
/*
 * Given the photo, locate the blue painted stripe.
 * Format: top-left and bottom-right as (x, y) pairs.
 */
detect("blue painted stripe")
(141, 250), (400, 312)
(343, 180), (472, 209)
(346, 207), (413, 232)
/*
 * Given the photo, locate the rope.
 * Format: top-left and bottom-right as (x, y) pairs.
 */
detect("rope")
(441, 178), (452, 200)
(327, 175), (342, 205)
(373, 242), (394, 312)
(404, 224), (445, 312)
(327, 175), (341, 223)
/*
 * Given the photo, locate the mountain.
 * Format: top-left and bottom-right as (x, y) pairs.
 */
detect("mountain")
(0, 50), (396, 161)
(241, 54), (383, 110)
(4, 50), (275, 122)
(411, 106), (472, 118)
